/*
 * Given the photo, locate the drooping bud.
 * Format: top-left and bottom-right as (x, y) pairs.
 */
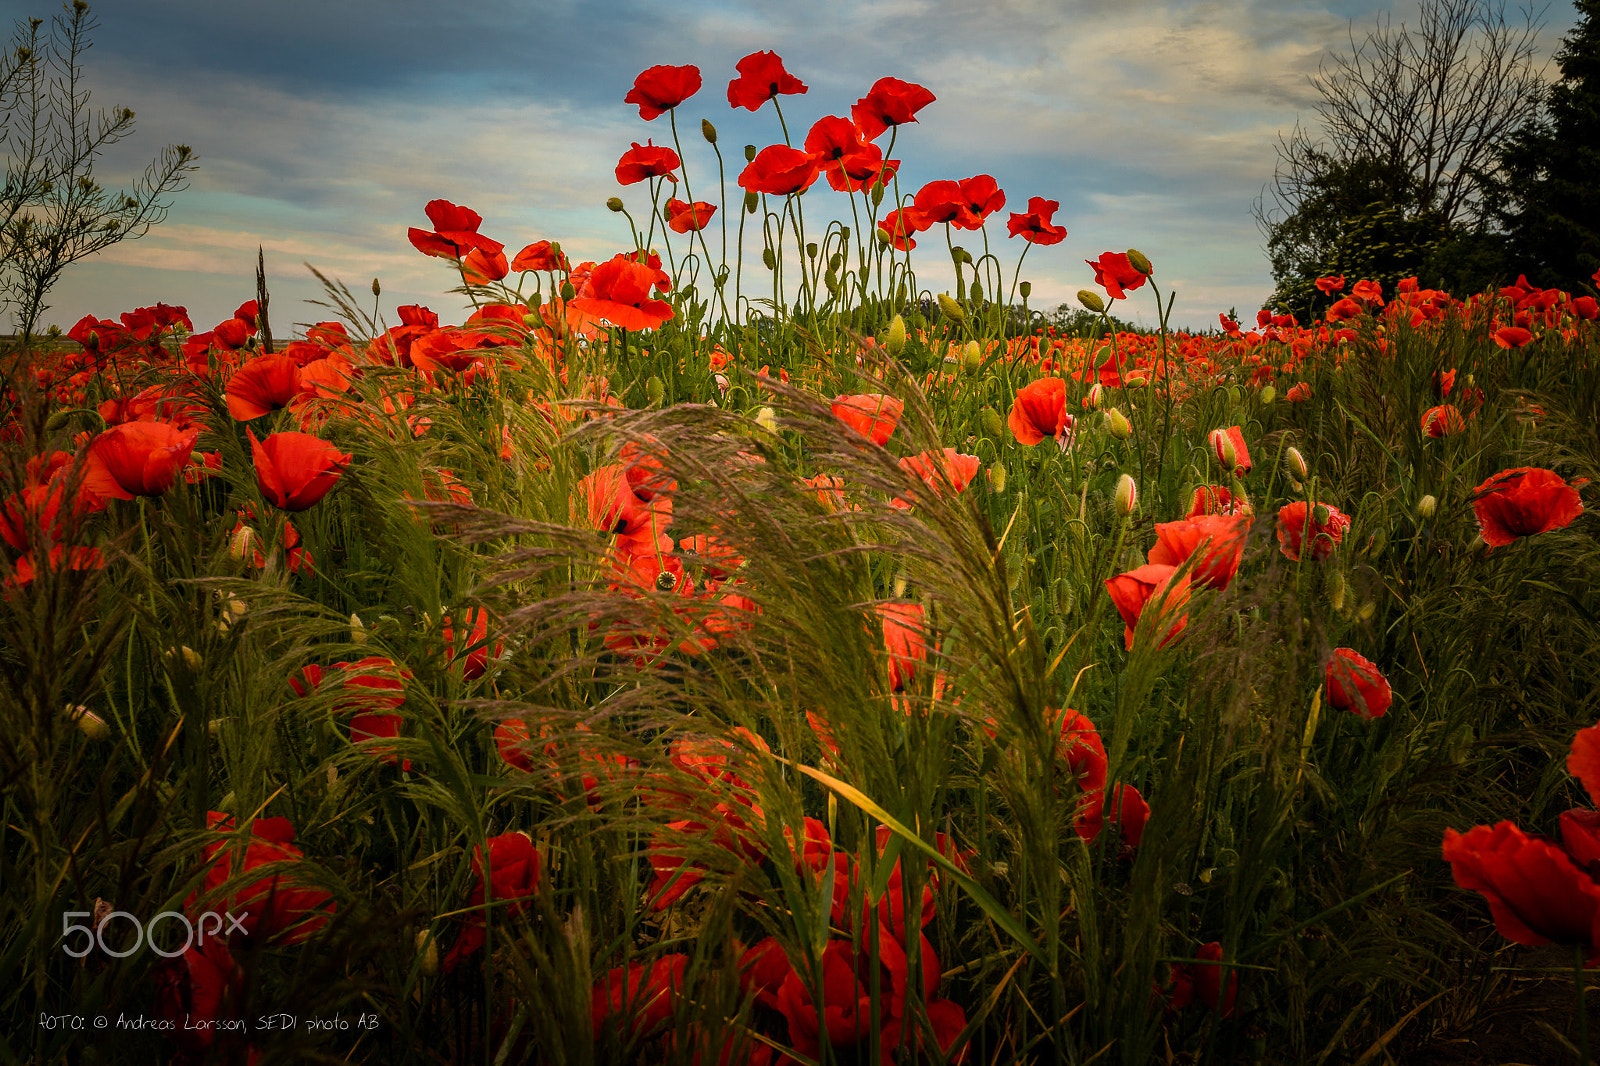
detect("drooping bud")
(44, 409), (71, 432)
(66, 705), (109, 741)
(1326, 569), (1347, 611)
(884, 314), (907, 356)
(1105, 407), (1132, 439)
(606, 197), (625, 212)
(1357, 601), (1376, 622)
(961, 340), (982, 375)
(1417, 494), (1438, 520)
(416, 929), (440, 977)
(646, 375), (665, 407)
(762, 247), (777, 270)
(1259, 384), (1276, 405)
(1126, 249), (1153, 276)
(1077, 289), (1106, 313)
(744, 191), (759, 214)
(1285, 446), (1308, 481)
(871, 181), (887, 207)
(1114, 474), (1138, 516)
(988, 462), (1007, 493)
(701, 118), (718, 144)
(969, 280), (983, 304)
(1020, 281), (1032, 299)
(937, 293), (966, 324)
(980, 406), (1005, 440)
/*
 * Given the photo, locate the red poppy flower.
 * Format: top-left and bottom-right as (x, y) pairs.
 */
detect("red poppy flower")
(1326, 297), (1364, 322)
(1421, 403), (1466, 438)
(1105, 564), (1190, 650)
(665, 198), (716, 233)
(1208, 425), (1251, 476)
(1350, 279), (1383, 306)
(1109, 782), (1150, 848)
(1276, 501), (1350, 562)
(1007, 197), (1067, 245)
(1325, 648), (1392, 719)
(1493, 325), (1534, 348)
(1285, 382), (1312, 403)
(350, 711), (410, 771)
(511, 240), (569, 273)
(615, 141), (680, 185)
(879, 601), (926, 693)
(407, 199), (504, 260)
(893, 448), (980, 509)
(913, 180), (978, 228)
(1171, 942), (1240, 1017)
(569, 254), (676, 330)
(738, 144), (820, 196)
(1442, 821), (1600, 962)
(956, 174), (1005, 228)
(1008, 377), (1074, 447)
(444, 607), (500, 680)
(1053, 708), (1109, 839)
(248, 429), (351, 511)
(876, 206), (927, 250)
(727, 50), (807, 111)
(187, 812), (335, 945)
(461, 246), (509, 284)
(226, 354), (303, 421)
(155, 936), (248, 1059)
(1187, 485), (1253, 519)
(806, 116), (870, 185)
(1315, 275), (1346, 295)
(1086, 252), (1148, 300)
(81, 422), (200, 500)
(831, 394), (903, 445)
(851, 76), (936, 141)
(592, 955), (688, 1042)
(1471, 467), (1583, 548)
(7, 545), (107, 588)
(444, 831), (543, 971)
(625, 64), (702, 120)
(1147, 514), (1249, 591)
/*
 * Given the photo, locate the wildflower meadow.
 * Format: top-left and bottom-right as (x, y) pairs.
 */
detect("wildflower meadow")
(3, 51), (1599, 1066)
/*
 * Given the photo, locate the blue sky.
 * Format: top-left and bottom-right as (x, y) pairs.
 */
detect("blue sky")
(20, 0), (1576, 334)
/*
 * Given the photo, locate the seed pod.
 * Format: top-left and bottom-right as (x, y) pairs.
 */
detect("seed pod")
(1020, 281), (1032, 299)
(937, 293), (966, 324)
(1114, 474), (1138, 516)
(1077, 289), (1106, 313)
(806, 242), (818, 259)
(701, 118), (718, 144)
(1126, 249), (1153, 275)
(744, 144), (758, 162)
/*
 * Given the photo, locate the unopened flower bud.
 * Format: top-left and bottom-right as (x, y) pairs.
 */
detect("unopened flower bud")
(969, 280), (983, 304)
(1082, 383), (1104, 410)
(1077, 289), (1106, 314)
(980, 406), (1005, 440)
(351, 613), (368, 644)
(701, 118), (717, 143)
(522, 314), (541, 329)
(1326, 569), (1346, 611)
(605, 197), (624, 212)
(988, 462), (1007, 493)
(1285, 446), (1308, 481)
(871, 181), (887, 206)
(1313, 504), (1332, 526)
(744, 144), (758, 162)
(1019, 281), (1032, 299)
(230, 524), (256, 561)
(45, 409), (71, 432)
(754, 406), (777, 434)
(1210, 429), (1237, 471)
(1114, 474), (1138, 516)
(1357, 601), (1376, 622)
(1417, 494), (1438, 520)
(762, 247), (776, 270)
(1259, 384), (1276, 405)
(937, 293), (966, 324)
(1126, 249), (1153, 276)
(371, 278), (382, 298)
(961, 340), (981, 375)
(416, 929), (439, 976)
(884, 314), (907, 356)
(66, 705), (109, 741)
(1105, 407), (1132, 439)
(646, 375), (665, 407)
(560, 280), (576, 300)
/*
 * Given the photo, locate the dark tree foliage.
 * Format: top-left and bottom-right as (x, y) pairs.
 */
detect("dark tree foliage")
(1489, 0), (1600, 292)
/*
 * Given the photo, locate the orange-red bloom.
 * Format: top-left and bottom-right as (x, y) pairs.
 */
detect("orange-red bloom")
(1276, 501), (1350, 562)
(407, 199), (504, 259)
(851, 76), (936, 141)
(615, 141), (680, 185)
(511, 240), (569, 273)
(1105, 564), (1191, 649)
(727, 50), (807, 111)
(738, 144), (820, 196)
(1187, 485), (1253, 518)
(226, 354), (302, 420)
(1443, 821), (1600, 963)
(186, 812), (335, 946)
(665, 198), (716, 233)
(1421, 403), (1466, 438)
(1208, 425), (1251, 476)
(1086, 252), (1148, 300)
(248, 429), (351, 512)
(1147, 514), (1249, 590)
(1314, 275), (1346, 294)
(569, 254), (675, 330)
(444, 831), (543, 971)
(831, 394), (903, 445)
(1006, 197), (1067, 245)
(893, 448), (979, 509)
(81, 422), (200, 500)
(1325, 648), (1392, 719)
(1008, 377), (1073, 447)
(1471, 467), (1583, 548)
(625, 64), (702, 120)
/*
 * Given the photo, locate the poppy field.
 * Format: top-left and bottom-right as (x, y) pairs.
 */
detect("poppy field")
(4, 53), (1600, 1066)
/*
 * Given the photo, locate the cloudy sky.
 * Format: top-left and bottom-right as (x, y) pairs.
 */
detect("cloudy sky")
(18, 0), (1575, 334)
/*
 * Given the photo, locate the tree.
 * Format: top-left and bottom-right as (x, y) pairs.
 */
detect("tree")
(1490, 0), (1600, 292)
(1, 1), (195, 341)
(1256, 0), (1544, 315)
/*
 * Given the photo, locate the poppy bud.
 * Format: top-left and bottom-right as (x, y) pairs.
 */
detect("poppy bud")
(1227, 385), (1241, 406)
(1083, 383), (1104, 409)
(828, 253), (843, 273)
(1259, 385), (1276, 404)
(885, 314), (907, 355)
(372, 278), (381, 298)
(762, 247), (776, 270)
(45, 409), (71, 432)
(743, 191), (759, 214)
(1417, 494), (1437, 520)
(744, 144), (758, 162)
(606, 197), (625, 212)
(164, 645), (203, 672)
(1105, 407), (1132, 439)
(1285, 446), (1308, 481)
(962, 340), (982, 374)
(988, 461), (1007, 493)
(1114, 474), (1138, 516)
(561, 280), (576, 300)
(1327, 569), (1346, 611)
(969, 280), (983, 304)
(701, 118), (717, 144)
(1210, 429), (1237, 470)
(351, 613), (368, 644)
(522, 314), (540, 329)
(416, 929), (439, 977)
(1078, 289), (1106, 313)
(66, 705), (109, 741)
(1020, 281), (1032, 299)
(980, 406), (1005, 440)
(1126, 249), (1153, 276)
(937, 293), (966, 324)
(1313, 504), (1332, 526)
(872, 181), (887, 206)
(646, 375), (665, 407)
(755, 406), (777, 434)
(208, 719), (225, 738)
(230, 524), (257, 561)
(1357, 601), (1376, 622)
